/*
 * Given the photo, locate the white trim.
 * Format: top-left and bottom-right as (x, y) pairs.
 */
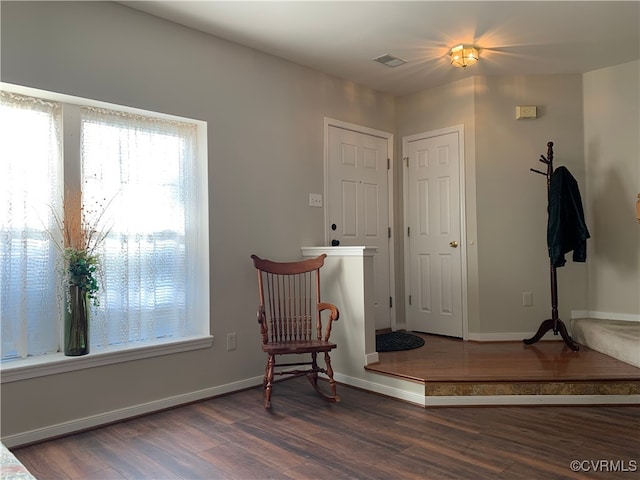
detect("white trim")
(323, 118), (396, 331)
(334, 373), (426, 406)
(423, 394), (640, 407)
(467, 331), (562, 342)
(1, 374), (262, 448)
(402, 125), (468, 339)
(1, 82), (204, 123)
(1, 335), (214, 383)
(458, 125), (468, 340)
(365, 352), (380, 365)
(336, 373), (640, 408)
(571, 311), (640, 322)
(301, 246), (378, 257)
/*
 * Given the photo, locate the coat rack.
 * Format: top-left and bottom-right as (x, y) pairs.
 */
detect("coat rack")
(523, 142), (580, 351)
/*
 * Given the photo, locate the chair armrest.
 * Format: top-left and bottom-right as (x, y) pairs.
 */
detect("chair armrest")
(318, 302), (339, 321)
(317, 302), (340, 341)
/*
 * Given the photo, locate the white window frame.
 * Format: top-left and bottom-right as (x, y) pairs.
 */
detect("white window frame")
(0, 83), (212, 383)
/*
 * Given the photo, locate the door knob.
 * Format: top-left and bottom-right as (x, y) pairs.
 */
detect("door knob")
(449, 241), (458, 248)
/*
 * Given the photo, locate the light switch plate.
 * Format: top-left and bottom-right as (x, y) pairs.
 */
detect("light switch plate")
(516, 105), (537, 119)
(309, 193), (323, 207)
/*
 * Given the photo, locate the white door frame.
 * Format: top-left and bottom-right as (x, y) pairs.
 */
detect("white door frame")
(324, 117), (396, 331)
(402, 124), (468, 339)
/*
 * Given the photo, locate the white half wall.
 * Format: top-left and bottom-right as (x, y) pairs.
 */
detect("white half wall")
(583, 60), (640, 317)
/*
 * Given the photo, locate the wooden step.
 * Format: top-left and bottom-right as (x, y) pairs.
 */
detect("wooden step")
(365, 333), (640, 402)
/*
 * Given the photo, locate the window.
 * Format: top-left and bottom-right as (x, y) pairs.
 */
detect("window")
(0, 92), (63, 359)
(0, 86), (209, 364)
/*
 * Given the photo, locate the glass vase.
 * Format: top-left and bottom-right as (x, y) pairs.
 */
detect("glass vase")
(65, 285), (90, 356)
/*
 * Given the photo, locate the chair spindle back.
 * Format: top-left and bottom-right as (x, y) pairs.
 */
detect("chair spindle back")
(252, 254), (326, 344)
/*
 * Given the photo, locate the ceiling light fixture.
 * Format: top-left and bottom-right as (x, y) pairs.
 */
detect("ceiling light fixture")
(450, 44), (479, 68)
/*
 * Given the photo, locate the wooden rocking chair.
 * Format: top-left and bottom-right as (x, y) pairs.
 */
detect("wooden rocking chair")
(251, 254), (340, 408)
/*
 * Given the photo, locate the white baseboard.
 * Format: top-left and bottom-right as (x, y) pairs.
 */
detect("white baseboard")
(1, 376), (263, 448)
(571, 311), (640, 322)
(334, 373), (426, 406)
(335, 373), (639, 407)
(466, 312), (640, 342)
(466, 310), (640, 342)
(467, 331), (562, 342)
(423, 394), (640, 406)
(365, 352), (379, 365)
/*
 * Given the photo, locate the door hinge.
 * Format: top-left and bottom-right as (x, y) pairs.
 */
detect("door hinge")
(403, 156), (409, 167)
(407, 226), (410, 237)
(388, 227), (391, 239)
(387, 158), (390, 170)
(409, 295), (412, 305)
(389, 296), (393, 308)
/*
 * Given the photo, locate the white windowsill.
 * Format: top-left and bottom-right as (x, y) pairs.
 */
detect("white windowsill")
(0, 335), (214, 383)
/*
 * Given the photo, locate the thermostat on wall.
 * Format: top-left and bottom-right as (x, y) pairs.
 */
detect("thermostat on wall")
(516, 105), (537, 119)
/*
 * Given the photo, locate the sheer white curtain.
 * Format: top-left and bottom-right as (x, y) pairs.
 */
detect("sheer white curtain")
(0, 92), (63, 359)
(80, 107), (200, 348)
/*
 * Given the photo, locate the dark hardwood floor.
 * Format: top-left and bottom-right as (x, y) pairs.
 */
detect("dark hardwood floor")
(11, 375), (640, 480)
(10, 335), (640, 479)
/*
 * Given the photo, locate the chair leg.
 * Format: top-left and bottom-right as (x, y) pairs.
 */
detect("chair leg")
(307, 352), (322, 395)
(324, 351), (339, 402)
(306, 351), (339, 403)
(264, 354), (275, 408)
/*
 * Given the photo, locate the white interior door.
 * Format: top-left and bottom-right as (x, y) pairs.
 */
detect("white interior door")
(404, 128), (464, 337)
(326, 123), (393, 331)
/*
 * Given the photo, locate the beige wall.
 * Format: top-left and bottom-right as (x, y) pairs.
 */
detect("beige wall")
(474, 74), (588, 335)
(397, 75), (588, 336)
(583, 60), (640, 316)
(0, 1), (395, 440)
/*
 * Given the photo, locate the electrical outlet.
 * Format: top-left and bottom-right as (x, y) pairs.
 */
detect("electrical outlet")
(309, 193), (323, 207)
(226, 332), (237, 351)
(522, 291), (533, 307)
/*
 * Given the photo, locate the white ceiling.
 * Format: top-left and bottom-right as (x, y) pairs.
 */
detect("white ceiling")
(121, 1), (640, 96)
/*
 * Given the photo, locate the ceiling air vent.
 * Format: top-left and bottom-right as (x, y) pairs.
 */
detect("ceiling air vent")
(372, 53), (408, 68)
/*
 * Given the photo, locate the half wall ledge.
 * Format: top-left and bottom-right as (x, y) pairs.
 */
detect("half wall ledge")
(301, 246), (379, 376)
